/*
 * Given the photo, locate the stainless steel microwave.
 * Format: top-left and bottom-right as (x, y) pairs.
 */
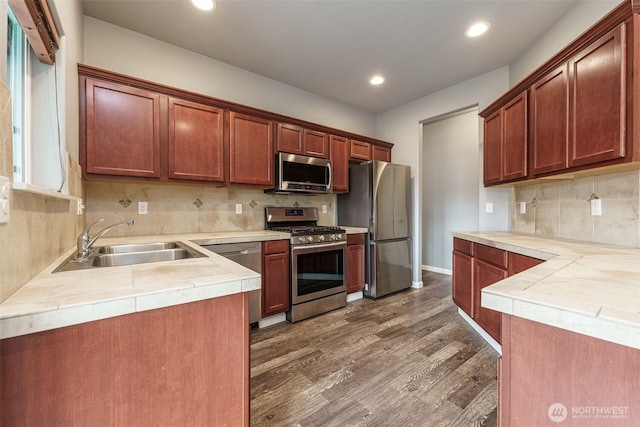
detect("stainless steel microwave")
(271, 152), (333, 194)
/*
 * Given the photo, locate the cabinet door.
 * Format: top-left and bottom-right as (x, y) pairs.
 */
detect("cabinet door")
(262, 250), (290, 317)
(372, 146), (391, 162)
(508, 252), (544, 276)
(569, 24), (626, 167)
(350, 139), (371, 161)
(85, 78), (161, 178)
(483, 110), (502, 185)
(330, 135), (349, 193)
(502, 92), (528, 181)
(452, 250), (473, 317)
(531, 64), (569, 175)
(229, 112), (274, 186)
(276, 123), (303, 155)
(474, 259), (507, 343)
(303, 129), (329, 158)
(347, 234), (366, 294)
(168, 98), (224, 182)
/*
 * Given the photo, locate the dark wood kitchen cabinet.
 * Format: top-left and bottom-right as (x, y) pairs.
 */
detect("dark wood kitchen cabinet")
(452, 238), (474, 317)
(569, 24), (626, 168)
(168, 97), (224, 182)
(229, 112), (274, 186)
(346, 233), (366, 294)
(330, 134), (350, 192)
(530, 64), (569, 175)
(372, 145), (391, 162)
(276, 122), (329, 158)
(483, 91), (528, 186)
(84, 78), (161, 178)
(0, 294), (250, 426)
(262, 240), (290, 317)
(452, 238), (545, 344)
(350, 139), (372, 161)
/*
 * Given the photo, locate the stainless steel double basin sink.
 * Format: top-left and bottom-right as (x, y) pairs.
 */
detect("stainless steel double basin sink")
(54, 241), (206, 273)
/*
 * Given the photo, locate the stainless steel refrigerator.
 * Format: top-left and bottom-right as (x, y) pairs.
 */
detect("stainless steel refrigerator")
(337, 160), (412, 298)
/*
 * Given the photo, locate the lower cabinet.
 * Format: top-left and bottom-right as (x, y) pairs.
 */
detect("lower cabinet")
(0, 294), (250, 426)
(346, 233), (366, 294)
(452, 238), (544, 344)
(262, 240), (290, 317)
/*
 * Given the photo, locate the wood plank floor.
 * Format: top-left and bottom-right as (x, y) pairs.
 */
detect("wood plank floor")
(250, 271), (499, 427)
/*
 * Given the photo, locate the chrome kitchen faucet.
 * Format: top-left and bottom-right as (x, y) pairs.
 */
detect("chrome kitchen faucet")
(75, 218), (134, 260)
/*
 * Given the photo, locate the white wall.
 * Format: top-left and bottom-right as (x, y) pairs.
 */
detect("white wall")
(376, 67), (511, 284)
(83, 17), (376, 138)
(509, 0), (620, 85)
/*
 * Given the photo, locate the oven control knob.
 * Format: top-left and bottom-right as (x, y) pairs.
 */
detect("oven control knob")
(337, 233), (344, 240)
(318, 235), (325, 242)
(306, 236), (314, 243)
(298, 236), (306, 244)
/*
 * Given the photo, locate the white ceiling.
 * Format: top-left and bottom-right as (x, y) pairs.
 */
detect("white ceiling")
(82, 0), (580, 114)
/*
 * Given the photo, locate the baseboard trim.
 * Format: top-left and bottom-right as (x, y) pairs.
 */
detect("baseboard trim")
(422, 265), (452, 275)
(411, 281), (424, 289)
(258, 313), (286, 329)
(347, 291), (363, 302)
(457, 308), (502, 355)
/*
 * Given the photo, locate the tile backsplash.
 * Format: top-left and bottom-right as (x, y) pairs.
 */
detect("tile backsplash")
(512, 170), (640, 247)
(85, 181), (336, 237)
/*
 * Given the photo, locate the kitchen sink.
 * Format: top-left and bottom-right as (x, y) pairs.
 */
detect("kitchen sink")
(53, 242), (206, 272)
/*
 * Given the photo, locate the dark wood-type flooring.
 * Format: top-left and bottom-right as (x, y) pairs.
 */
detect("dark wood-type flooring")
(250, 271), (499, 427)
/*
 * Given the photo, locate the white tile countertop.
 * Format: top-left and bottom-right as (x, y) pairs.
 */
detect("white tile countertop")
(452, 231), (640, 350)
(0, 231), (289, 340)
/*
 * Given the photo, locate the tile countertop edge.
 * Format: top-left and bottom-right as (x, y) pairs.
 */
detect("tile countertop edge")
(452, 231), (640, 351)
(0, 231), (289, 340)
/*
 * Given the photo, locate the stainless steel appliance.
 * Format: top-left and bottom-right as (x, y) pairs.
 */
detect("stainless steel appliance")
(265, 206), (347, 322)
(200, 242), (262, 325)
(268, 153), (333, 194)
(337, 160), (412, 299)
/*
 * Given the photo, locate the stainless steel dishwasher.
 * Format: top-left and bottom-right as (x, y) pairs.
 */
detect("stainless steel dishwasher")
(201, 242), (262, 325)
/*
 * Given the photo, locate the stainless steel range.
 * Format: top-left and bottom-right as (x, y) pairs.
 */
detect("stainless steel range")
(265, 207), (347, 322)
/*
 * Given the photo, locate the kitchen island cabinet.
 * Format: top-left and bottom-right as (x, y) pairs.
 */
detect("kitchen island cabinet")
(1, 293), (249, 426)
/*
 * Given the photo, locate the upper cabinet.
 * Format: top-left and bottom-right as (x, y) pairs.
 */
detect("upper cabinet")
(276, 123), (329, 158)
(483, 92), (528, 185)
(481, 4), (638, 187)
(78, 65), (394, 191)
(168, 98), (224, 182)
(84, 78), (161, 179)
(229, 112), (274, 186)
(350, 139), (371, 161)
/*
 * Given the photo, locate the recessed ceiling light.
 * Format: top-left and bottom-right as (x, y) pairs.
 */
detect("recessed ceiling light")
(370, 75), (385, 85)
(190, 0), (216, 11)
(465, 21), (490, 38)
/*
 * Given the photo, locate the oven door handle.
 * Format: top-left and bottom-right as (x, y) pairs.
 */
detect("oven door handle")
(291, 241), (346, 251)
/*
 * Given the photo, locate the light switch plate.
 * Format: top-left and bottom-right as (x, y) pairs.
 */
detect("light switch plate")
(591, 198), (602, 216)
(0, 175), (10, 224)
(138, 201), (148, 215)
(236, 203), (242, 214)
(322, 205), (328, 214)
(519, 202), (526, 214)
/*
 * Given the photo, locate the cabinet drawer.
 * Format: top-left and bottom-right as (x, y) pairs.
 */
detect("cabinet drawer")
(475, 244), (507, 269)
(263, 239), (289, 255)
(508, 252), (544, 276)
(453, 238), (474, 256)
(347, 233), (366, 245)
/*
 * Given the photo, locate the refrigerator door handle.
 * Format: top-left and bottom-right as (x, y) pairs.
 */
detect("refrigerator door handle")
(369, 237), (412, 245)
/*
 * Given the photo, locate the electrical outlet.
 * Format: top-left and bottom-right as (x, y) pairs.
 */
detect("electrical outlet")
(236, 203), (242, 214)
(138, 201), (148, 215)
(0, 176), (10, 224)
(322, 205), (328, 214)
(485, 202), (493, 214)
(77, 198), (85, 216)
(519, 202), (526, 214)
(591, 198), (602, 216)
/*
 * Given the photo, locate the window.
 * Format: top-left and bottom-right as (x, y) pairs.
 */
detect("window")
(7, 5), (27, 183)
(6, 0), (64, 193)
